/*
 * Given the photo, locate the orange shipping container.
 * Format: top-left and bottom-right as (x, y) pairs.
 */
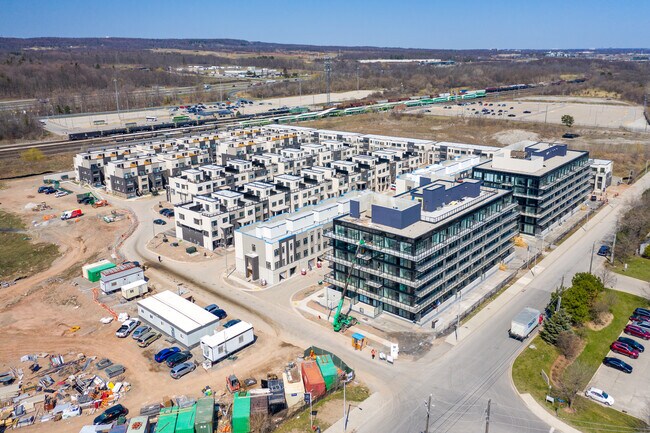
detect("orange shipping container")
(301, 361), (326, 400)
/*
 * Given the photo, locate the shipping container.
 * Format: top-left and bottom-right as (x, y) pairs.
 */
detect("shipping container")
(155, 407), (178, 433)
(82, 259), (112, 279)
(316, 355), (339, 391)
(174, 405), (196, 433)
(232, 392), (251, 433)
(301, 361), (326, 400)
(282, 367), (305, 408)
(126, 416), (149, 433)
(121, 279), (148, 300)
(87, 262), (116, 282)
(194, 397), (215, 433)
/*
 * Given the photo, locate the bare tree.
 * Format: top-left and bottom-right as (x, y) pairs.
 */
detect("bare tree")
(556, 331), (583, 360)
(599, 266), (617, 289)
(558, 361), (591, 408)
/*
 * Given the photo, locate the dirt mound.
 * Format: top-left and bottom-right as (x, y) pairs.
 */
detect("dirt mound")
(492, 129), (540, 145)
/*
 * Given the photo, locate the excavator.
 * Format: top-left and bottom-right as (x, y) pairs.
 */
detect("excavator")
(332, 239), (365, 332)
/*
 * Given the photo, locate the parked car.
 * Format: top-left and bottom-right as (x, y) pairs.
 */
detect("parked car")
(597, 245), (610, 256)
(618, 337), (645, 353)
(155, 347), (181, 363)
(54, 191), (69, 198)
(625, 324), (650, 339)
(131, 325), (151, 340)
(223, 319), (241, 328)
(44, 188), (58, 194)
(523, 110), (532, 114)
(93, 404), (128, 425)
(153, 219), (167, 225)
(634, 308), (650, 317)
(635, 321), (650, 331)
(508, 114), (516, 117)
(603, 357), (633, 373)
(584, 387), (615, 405)
(137, 331), (161, 348)
(204, 304), (219, 313)
(170, 362), (196, 379)
(629, 314), (650, 323)
(115, 319), (140, 338)
(211, 309), (227, 320)
(610, 341), (639, 359)
(562, 133), (580, 139)
(37, 185), (50, 193)
(164, 210), (174, 217)
(166, 351), (192, 368)
(159, 208), (172, 216)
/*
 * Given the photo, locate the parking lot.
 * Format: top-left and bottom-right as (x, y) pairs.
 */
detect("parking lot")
(415, 96), (647, 131)
(587, 319), (650, 418)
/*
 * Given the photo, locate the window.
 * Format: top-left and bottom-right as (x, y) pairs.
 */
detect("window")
(194, 218), (200, 225)
(251, 244), (256, 252)
(179, 214), (185, 220)
(239, 336), (244, 343)
(274, 249), (279, 257)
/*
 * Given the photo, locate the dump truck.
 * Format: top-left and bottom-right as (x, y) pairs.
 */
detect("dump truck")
(509, 307), (542, 340)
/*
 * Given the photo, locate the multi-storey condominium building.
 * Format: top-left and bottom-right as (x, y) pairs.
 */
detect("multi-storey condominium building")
(472, 142), (591, 235)
(234, 191), (369, 285)
(589, 159), (613, 194)
(325, 179), (518, 322)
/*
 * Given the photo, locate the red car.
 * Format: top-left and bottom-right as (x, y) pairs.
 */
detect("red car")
(610, 341), (639, 359)
(624, 324), (650, 340)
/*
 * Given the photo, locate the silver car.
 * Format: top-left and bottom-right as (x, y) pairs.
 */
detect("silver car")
(131, 325), (150, 340)
(170, 362), (196, 379)
(115, 319), (141, 338)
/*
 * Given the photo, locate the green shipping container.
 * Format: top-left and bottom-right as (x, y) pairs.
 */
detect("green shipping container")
(174, 405), (196, 433)
(316, 354), (339, 391)
(155, 407), (178, 433)
(195, 397), (215, 433)
(232, 392), (250, 433)
(87, 262), (116, 282)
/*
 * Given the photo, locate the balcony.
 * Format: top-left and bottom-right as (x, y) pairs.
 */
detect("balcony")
(324, 274), (416, 313)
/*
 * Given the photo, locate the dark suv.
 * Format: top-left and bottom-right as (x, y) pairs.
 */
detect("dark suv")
(93, 404), (128, 425)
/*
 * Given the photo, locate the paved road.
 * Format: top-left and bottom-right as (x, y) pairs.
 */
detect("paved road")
(103, 172), (650, 433)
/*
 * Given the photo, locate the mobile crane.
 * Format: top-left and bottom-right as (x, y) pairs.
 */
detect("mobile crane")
(332, 239), (365, 332)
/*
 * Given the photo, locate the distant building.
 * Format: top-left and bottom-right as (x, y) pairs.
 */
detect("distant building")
(473, 142), (591, 235)
(326, 179), (518, 322)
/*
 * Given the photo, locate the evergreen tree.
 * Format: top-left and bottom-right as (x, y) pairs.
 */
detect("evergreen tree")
(540, 308), (572, 345)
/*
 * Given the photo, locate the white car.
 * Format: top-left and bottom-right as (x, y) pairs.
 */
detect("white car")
(585, 387), (614, 406)
(54, 191), (68, 198)
(115, 318), (141, 338)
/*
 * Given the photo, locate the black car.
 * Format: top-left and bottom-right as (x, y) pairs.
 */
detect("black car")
(562, 133), (580, 139)
(603, 357), (633, 373)
(166, 351), (192, 368)
(159, 208), (172, 215)
(211, 309), (227, 320)
(618, 337), (645, 353)
(93, 404), (128, 425)
(153, 219), (167, 225)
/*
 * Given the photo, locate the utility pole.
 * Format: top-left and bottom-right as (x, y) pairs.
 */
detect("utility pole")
(589, 241), (595, 274)
(113, 78), (120, 120)
(356, 65), (360, 92)
(610, 233), (617, 264)
(324, 57), (332, 106)
(343, 380), (347, 432)
(424, 394), (432, 433)
(484, 399), (491, 433)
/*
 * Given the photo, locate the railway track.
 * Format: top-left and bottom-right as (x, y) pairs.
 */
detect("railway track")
(0, 87), (540, 160)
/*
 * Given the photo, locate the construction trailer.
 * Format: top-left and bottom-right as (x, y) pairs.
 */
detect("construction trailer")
(87, 262), (116, 283)
(137, 291), (219, 347)
(301, 361), (326, 400)
(154, 407), (178, 433)
(120, 280), (148, 300)
(282, 366), (305, 408)
(315, 354), (339, 391)
(99, 263), (144, 294)
(82, 259), (112, 280)
(200, 321), (255, 363)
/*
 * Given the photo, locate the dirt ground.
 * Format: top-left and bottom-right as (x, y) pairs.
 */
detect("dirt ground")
(0, 176), (305, 433)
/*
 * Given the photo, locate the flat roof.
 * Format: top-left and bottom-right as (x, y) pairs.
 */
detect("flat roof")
(201, 321), (253, 347)
(275, 174), (302, 181)
(476, 146), (587, 176)
(138, 291), (218, 333)
(436, 141), (500, 151)
(213, 189), (242, 198)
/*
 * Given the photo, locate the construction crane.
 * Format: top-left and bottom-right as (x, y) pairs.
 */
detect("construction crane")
(332, 239), (365, 332)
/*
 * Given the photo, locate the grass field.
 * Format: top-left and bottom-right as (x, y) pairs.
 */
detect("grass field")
(0, 210), (59, 280)
(512, 290), (649, 433)
(1, 152), (73, 180)
(613, 256), (650, 282)
(274, 384), (370, 433)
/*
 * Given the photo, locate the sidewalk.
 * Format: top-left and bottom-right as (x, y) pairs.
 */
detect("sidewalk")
(612, 273), (649, 298)
(518, 393), (582, 433)
(324, 392), (384, 433)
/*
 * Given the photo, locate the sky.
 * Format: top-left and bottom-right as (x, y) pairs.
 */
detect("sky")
(0, 0), (648, 50)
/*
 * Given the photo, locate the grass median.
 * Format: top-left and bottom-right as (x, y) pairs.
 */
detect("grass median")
(612, 256), (650, 282)
(512, 289), (649, 433)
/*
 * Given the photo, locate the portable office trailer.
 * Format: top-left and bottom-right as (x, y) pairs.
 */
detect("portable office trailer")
(200, 321), (254, 363)
(194, 397), (215, 433)
(301, 361), (326, 400)
(100, 264), (144, 294)
(232, 392), (251, 433)
(87, 262), (116, 282)
(137, 291), (220, 347)
(316, 354), (339, 391)
(154, 407), (178, 433)
(82, 259), (111, 279)
(125, 416), (149, 433)
(282, 367), (305, 408)
(121, 280), (148, 300)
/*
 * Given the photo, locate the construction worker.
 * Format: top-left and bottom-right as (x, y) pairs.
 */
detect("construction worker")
(158, 255), (162, 262)
(371, 349), (376, 360)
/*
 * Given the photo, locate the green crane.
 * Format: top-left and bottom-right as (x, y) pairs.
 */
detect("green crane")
(332, 239), (365, 332)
